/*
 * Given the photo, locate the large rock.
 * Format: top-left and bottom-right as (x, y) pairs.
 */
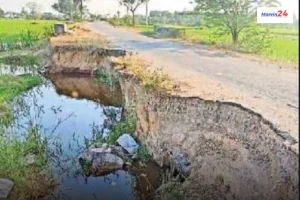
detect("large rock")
(89, 143), (130, 161)
(0, 178), (14, 199)
(91, 153), (124, 176)
(79, 146), (124, 176)
(116, 134), (139, 155)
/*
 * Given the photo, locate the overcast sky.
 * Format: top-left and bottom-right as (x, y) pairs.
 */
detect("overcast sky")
(0, 0), (298, 18)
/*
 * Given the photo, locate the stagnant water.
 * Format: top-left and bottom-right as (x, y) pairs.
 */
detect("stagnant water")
(6, 74), (160, 200)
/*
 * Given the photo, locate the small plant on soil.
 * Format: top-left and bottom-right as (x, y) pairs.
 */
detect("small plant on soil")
(0, 126), (55, 200)
(101, 114), (137, 145)
(113, 55), (178, 93)
(137, 144), (151, 162)
(0, 55), (41, 67)
(0, 75), (42, 125)
(155, 170), (184, 200)
(93, 67), (120, 89)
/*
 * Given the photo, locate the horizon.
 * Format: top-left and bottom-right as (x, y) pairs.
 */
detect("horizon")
(0, 0), (298, 19)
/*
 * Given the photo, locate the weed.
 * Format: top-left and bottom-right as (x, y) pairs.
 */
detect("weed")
(137, 145), (151, 162)
(0, 75), (42, 125)
(114, 55), (177, 92)
(93, 67), (120, 89)
(240, 26), (273, 53)
(0, 55), (41, 66)
(88, 113), (137, 146)
(0, 19), (55, 52)
(155, 170), (184, 200)
(101, 114), (136, 145)
(0, 125), (54, 200)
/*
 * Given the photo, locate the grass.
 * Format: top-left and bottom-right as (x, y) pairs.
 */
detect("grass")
(100, 115), (137, 145)
(0, 75), (42, 125)
(0, 19), (55, 36)
(113, 55), (177, 92)
(0, 75), (42, 104)
(136, 144), (151, 162)
(93, 67), (120, 88)
(0, 127), (55, 200)
(0, 19), (55, 51)
(0, 55), (41, 66)
(0, 74), (53, 199)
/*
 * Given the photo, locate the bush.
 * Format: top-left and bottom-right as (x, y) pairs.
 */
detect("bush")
(240, 26), (272, 53)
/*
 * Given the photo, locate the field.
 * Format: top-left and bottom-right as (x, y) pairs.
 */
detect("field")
(130, 24), (298, 64)
(0, 19), (56, 51)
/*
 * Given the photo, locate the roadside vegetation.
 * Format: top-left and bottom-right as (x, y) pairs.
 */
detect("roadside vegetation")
(0, 17), (54, 199)
(108, 1), (298, 65)
(113, 55), (178, 92)
(107, 20), (298, 64)
(0, 74), (54, 200)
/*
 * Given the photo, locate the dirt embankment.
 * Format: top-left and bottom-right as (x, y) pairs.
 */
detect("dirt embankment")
(46, 26), (299, 200)
(46, 25), (125, 74)
(118, 72), (298, 200)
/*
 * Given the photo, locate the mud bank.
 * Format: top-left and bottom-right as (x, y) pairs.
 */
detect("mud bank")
(46, 45), (125, 74)
(47, 46), (299, 200)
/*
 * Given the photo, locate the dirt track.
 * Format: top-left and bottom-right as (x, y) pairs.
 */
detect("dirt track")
(89, 22), (299, 142)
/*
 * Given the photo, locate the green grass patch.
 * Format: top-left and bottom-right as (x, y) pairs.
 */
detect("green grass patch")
(0, 19), (55, 51)
(101, 115), (136, 145)
(93, 67), (120, 89)
(0, 55), (41, 66)
(0, 75), (42, 125)
(0, 126), (54, 200)
(0, 75), (42, 104)
(0, 73), (52, 199)
(0, 19), (56, 36)
(136, 144), (151, 162)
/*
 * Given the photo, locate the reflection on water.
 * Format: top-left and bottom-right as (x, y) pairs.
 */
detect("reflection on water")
(47, 74), (123, 107)
(5, 75), (148, 200)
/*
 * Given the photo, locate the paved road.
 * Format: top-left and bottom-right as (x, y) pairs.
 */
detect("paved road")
(89, 22), (299, 139)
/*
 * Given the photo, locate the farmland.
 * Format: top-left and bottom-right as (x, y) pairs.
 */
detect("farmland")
(0, 19), (56, 51)
(124, 24), (298, 64)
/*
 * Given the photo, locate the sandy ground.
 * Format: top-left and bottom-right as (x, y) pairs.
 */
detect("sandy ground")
(88, 22), (299, 142)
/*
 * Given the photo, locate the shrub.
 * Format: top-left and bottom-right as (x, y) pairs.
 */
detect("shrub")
(240, 26), (273, 53)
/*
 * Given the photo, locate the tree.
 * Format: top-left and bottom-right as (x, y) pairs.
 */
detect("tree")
(73, 0), (89, 21)
(52, 0), (74, 20)
(20, 7), (29, 18)
(145, 0), (149, 26)
(194, 0), (280, 46)
(119, 0), (146, 26)
(26, 1), (41, 19)
(0, 7), (4, 18)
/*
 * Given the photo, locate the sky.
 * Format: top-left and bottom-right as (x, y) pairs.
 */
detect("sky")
(0, 0), (298, 18)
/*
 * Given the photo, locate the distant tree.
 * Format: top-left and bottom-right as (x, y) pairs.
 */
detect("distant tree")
(52, 0), (74, 20)
(194, 0), (280, 46)
(0, 8), (4, 18)
(0, 7), (4, 18)
(26, 1), (42, 19)
(145, 0), (150, 26)
(119, 0), (146, 26)
(73, 0), (89, 21)
(20, 7), (29, 18)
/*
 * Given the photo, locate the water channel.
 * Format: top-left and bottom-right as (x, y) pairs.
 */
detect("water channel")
(4, 73), (160, 200)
